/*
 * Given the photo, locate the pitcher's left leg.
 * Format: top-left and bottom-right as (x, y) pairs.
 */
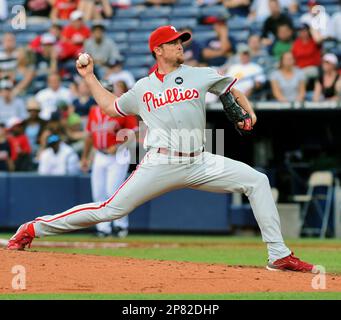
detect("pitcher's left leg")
(187, 152), (290, 261)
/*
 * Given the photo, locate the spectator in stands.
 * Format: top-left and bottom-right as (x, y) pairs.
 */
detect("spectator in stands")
(271, 23), (294, 60)
(0, 80), (27, 124)
(24, 0), (53, 23)
(61, 10), (91, 57)
(329, 2), (341, 42)
(35, 73), (74, 120)
(248, 34), (269, 64)
(0, 0), (8, 21)
(30, 23), (77, 62)
(261, 0), (293, 47)
(249, 0), (297, 22)
(270, 51), (305, 102)
(78, 0), (113, 20)
(72, 79), (96, 117)
(84, 21), (122, 74)
(0, 33), (18, 81)
(22, 98), (46, 158)
(38, 134), (80, 175)
(313, 53), (341, 102)
(64, 112), (85, 155)
(12, 47), (36, 97)
(38, 111), (66, 155)
(0, 122), (14, 172)
(280, 0), (298, 13)
(223, 0), (252, 18)
(292, 23), (322, 84)
(104, 57), (136, 89)
(180, 27), (202, 67)
(113, 80), (129, 98)
(50, 0), (79, 21)
(225, 43), (266, 97)
(34, 33), (59, 80)
(201, 18), (233, 67)
(300, 0), (331, 40)
(6, 117), (32, 171)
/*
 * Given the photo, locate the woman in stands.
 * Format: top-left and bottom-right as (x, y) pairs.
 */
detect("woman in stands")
(313, 53), (341, 102)
(270, 51), (306, 102)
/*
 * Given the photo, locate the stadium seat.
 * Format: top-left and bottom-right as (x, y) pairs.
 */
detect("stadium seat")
(143, 6), (172, 18)
(130, 0), (146, 5)
(232, 30), (250, 42)
(128, 32), (150, 42)
(129, 43), (150, 54)
(227, 16), (250, 31)
(116, 42), (129, 51)
(193, 30), (217, 42)
(110, 19), (140, 31)
(169, 19), (197, 30)
(129, 67), (150, 80)
(199, 5), (228, 18)
(108, 32), (127, 43)
(115, 7), (145, 18)
(139, 19), (169, 30)
(172, 6), (200, 17)
(175, 0), (195, 6)
(124, 55), (154, 68)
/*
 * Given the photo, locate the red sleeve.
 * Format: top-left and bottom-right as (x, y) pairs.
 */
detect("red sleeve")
(123, 115), (138, 130)
(20, 136), (31, 154)
(7, 136), (17, 161)
(62, 25), (72, 40)
(29, 36), (42, 52)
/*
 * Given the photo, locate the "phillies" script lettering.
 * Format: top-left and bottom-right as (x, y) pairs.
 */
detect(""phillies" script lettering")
(143, 88), (200, 112)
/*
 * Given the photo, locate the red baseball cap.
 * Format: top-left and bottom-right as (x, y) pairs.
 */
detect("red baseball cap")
(149, 25), (191, 53)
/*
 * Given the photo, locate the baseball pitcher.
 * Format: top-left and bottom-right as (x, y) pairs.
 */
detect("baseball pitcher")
(7, 26), (316, 272)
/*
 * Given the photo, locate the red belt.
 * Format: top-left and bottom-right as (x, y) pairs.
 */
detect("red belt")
(157, 147), (202, 158)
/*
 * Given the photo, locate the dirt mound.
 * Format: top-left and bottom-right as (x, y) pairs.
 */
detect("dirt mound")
(0, 249), (340, 294)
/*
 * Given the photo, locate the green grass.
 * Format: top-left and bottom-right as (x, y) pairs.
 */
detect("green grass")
(1, 233), (341, 300)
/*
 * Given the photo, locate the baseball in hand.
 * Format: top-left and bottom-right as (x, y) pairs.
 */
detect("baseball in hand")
(78, 53), (90, 66)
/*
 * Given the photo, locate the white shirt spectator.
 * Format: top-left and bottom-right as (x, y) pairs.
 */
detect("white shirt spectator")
(329, 11), (341, 41)
(250, 0), (271, 22)
(300, 9), (331, 39)
(0, 0), (8, 20)
(0, 96), (27, 123)
(226, 62), (266, 94)
(35, 86), (73, 120)
(107, 70), (136, 89)
(38, 142), (80, 175)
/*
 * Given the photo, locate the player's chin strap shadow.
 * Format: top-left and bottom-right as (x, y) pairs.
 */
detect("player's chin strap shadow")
(219, 91), (253, 136)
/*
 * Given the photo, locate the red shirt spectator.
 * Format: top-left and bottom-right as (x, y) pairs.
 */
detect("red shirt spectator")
(292, 23), (321, 69)
(53, 0), (79, 20)
(61, 10), (91, 56)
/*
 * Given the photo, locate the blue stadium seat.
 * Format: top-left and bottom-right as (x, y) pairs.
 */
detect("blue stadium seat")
(124, 55), (154, 67)
(172, 6), (200, 17)
(193, 24), (214, 32)
(115, 7), (145, 18)
(227, 16), (250, 31)
(231, 30), (250, 42)
(193, 30), (216, 42)
(131, 0), (146, 5)
(199, 5), (227, 18)
(128, 32), (150, 42)
(169, 18), (197, 30)
(129, 67), (150, 80)
(108, 32), (127, 43)
(143, 6), (172, 18)
(139, 19), (169, 30)
(175, 0), (195, 5)
(129, 43), (150, 54)
(110, 19), (140, 31)
(15, 32), (37, 44)
(116, 42), (129, 51)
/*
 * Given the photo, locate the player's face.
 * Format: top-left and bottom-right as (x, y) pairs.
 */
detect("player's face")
(159, 38), (185, 65)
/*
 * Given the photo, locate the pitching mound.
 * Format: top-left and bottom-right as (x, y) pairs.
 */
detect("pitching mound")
(1, 249), (341, 294)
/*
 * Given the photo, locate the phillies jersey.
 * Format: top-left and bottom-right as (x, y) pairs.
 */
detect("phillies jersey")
(86, 106), (138, 150)
(113, 65), (237, 153)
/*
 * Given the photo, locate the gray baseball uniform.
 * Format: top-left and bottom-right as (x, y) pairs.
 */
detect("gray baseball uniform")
(32, 65), (290, 262)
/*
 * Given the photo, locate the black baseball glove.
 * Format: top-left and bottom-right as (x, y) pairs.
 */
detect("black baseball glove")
(219, 91), (253, 136)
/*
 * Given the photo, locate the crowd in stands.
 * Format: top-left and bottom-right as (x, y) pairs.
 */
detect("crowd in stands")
(0, 0), (341, 173)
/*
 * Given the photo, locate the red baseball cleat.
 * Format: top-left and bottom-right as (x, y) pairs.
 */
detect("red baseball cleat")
(266, 252), (316, 273)
(7, 222), (35, 251)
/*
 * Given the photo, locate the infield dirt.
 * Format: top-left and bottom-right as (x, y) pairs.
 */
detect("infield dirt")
(1, 249), (341, 294)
